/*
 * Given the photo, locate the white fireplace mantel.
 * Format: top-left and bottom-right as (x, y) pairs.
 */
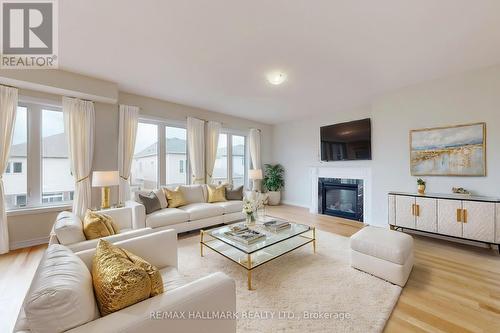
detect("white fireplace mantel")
(310, 166), (372, 224)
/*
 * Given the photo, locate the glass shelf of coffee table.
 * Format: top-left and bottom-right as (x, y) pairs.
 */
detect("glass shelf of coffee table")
(200, 217), (316, 290)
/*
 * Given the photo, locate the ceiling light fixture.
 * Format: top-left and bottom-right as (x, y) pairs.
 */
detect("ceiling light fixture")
(266, 71), (287, 85)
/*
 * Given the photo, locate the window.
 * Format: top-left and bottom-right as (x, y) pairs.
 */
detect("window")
(131, 122), (158, 191)
(165, 126), (188, 186)
(13, 162), (22, 173)
(232, 135), (246, 187)
(213, 133), (228, 184)
(4, 106), (27, 209)
(4, 104), (73, 210)
(213, 132), (247, 187)
(42, 109), (74, 204)
(130, 120), (189, 192)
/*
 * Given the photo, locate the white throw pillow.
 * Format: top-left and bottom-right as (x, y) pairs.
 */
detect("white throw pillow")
(178, 185), (205, 204)
(53, 211), (86, 245)
(153, 188), (168, 208)
(22, 245), (99, 333)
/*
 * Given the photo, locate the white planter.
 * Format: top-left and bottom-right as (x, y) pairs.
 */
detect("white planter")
(267, 191), (281, 206)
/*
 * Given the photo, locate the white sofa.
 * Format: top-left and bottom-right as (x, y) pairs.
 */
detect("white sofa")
(15, 229), (237, 333)
(130, 184), (245, 233)
(49, 203), (156, 252)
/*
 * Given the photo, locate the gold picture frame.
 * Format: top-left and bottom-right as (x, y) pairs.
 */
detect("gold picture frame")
(409, 122), (486, 176)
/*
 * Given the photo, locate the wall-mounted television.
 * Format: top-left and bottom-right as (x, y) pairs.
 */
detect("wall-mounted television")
(320, 118), (372, 161)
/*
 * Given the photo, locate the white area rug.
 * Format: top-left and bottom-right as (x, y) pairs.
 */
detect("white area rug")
(177, 230), (401, 333)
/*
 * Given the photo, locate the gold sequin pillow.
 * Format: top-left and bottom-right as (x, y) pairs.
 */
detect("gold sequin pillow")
(163, 187), (188, 208)
(207, 185), (227, 203)
(83, 210), (119, 240)
(92, 239), (164, 316)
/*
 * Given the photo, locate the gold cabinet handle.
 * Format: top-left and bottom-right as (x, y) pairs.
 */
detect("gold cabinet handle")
(411, 204), (415, 216)
(415, 204), (420, 217)
(456, 208), (462, 222)
(462, 209), (467, 223)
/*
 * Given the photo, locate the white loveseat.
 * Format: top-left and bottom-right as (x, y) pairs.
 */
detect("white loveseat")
(129, 184), (245, 233)
(49, 203), (155, 252)
(15, 230), (237, 333)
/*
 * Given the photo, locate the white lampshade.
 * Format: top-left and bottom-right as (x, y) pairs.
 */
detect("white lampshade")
(249, 169), (263, 180)
(92, 171), (120, 187)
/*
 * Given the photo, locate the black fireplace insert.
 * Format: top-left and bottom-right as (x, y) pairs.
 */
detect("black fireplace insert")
(318, 178), (363, 222)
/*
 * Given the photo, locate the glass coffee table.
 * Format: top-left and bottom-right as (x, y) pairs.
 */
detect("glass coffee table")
(200, 217), (316, 290)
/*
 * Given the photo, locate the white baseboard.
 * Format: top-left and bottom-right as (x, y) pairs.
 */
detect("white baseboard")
(10, 236), (49, 250)
(280, 200), (310, 209)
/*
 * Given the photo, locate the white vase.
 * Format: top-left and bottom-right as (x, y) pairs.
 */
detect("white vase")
(267, 191), (281, 206)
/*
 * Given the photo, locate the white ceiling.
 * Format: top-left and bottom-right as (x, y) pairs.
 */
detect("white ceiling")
(59, 0), (500, 124)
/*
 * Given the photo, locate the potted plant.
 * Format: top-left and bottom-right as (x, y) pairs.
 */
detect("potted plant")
(417, 178), (426, 195)
(263, 164), (284, 205)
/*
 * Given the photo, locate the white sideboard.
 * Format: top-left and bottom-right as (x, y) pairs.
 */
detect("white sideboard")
(388, 192), (500, 251)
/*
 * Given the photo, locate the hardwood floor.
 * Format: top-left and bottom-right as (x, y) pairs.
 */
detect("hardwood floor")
(1, 205), (499, 332)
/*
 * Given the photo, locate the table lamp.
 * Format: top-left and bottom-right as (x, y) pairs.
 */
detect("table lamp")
(92, 171), (119, 209)
(249, 168), (263, 192)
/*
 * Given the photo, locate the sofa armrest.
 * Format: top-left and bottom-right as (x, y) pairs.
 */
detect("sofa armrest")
(66, 272), (236, 333)
(68, 228), (156, 253)
(76, 229), (178, 271)
(126, 200), (146, 229)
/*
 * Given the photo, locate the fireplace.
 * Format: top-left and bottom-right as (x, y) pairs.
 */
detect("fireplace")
(318, 178), (363, 222)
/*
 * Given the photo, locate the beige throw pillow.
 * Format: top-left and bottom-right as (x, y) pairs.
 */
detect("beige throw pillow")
(207, 185), (227, 203)
(83, 210), (119, 240)
(163, 187), (188, 208)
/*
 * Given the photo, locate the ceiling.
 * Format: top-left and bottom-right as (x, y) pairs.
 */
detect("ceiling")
(59, 0), (500, 124)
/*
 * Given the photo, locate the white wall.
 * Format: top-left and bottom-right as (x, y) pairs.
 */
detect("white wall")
(272, 106), (371, 208)
(273, 64), (500, 226)
(371, 65), (500, 225)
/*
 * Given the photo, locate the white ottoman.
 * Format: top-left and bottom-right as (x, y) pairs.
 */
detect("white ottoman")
(350, 226), (414, 287)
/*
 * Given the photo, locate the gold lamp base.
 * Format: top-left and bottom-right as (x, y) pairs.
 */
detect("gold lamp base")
(101, 187), (111, 209)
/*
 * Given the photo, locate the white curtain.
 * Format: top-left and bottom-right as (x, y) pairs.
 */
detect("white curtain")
(63, 97), (95, 217)
(118, 105), (139, 203)
(205, 121), (221, 184)
(187, 117), (205, 184)
(249, 128), (262, 190)
(0, 86), (18, 254)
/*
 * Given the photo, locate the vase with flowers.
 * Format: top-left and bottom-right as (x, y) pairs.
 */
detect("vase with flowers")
(242, 198), (256, 226)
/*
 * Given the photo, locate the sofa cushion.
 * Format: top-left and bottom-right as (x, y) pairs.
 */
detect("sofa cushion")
(146, 208), (190, 228)
(179, 203), (224, 220)
(178, 184), (206, 204)
(212, 200), (243, 214)
(21, 245), (99, 333)
(53, 211), (85, 245)
(350, 226), (413, 265)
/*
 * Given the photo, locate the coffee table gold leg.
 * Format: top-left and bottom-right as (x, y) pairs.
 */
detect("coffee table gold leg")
(313, 227), (316, 254)
(247, 270), (252, 290)
(200, 230), (204, 257)
(247, 253), (252, 290)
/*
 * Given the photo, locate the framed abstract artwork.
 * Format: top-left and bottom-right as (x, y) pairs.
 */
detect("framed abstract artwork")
(410, 122), (486, 176)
